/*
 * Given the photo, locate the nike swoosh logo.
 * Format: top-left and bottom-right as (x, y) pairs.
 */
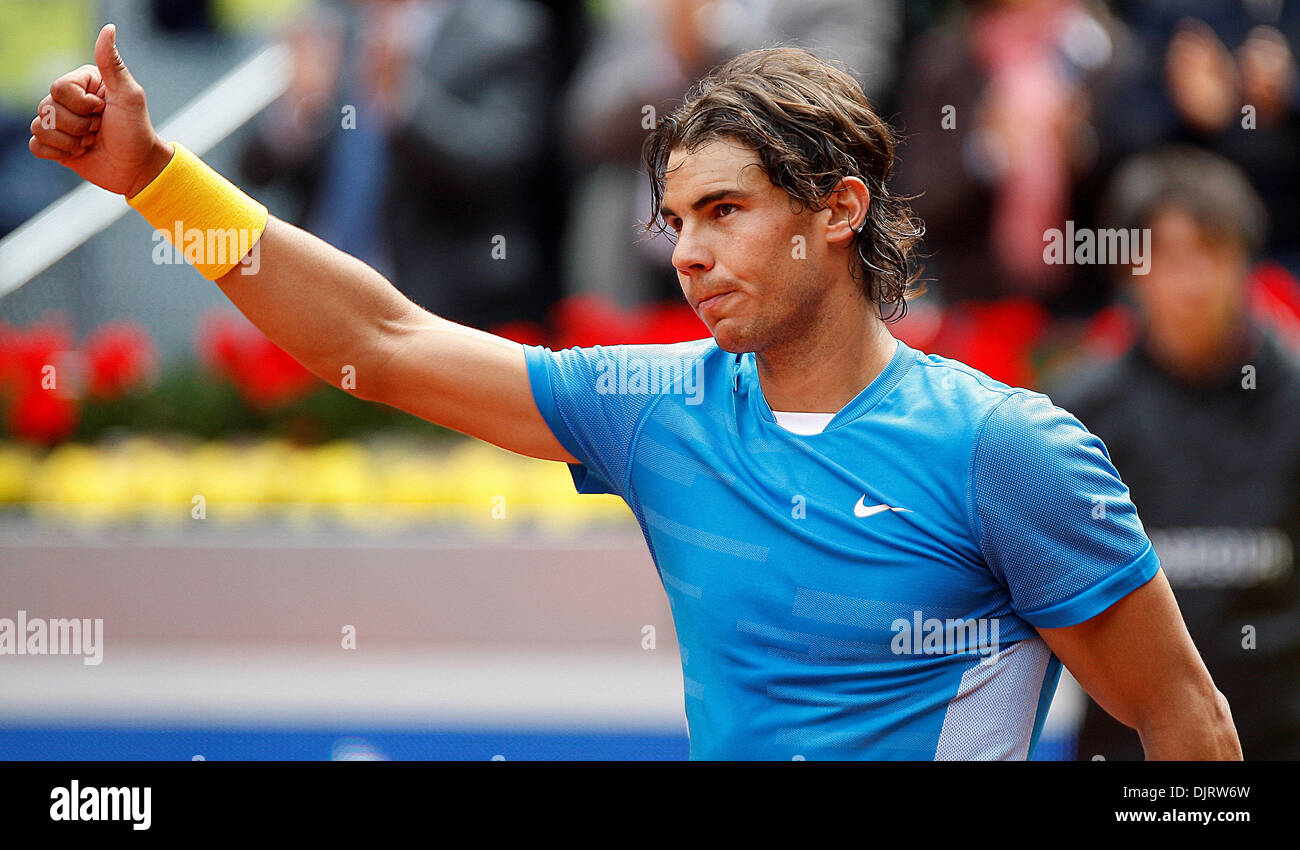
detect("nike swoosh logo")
(854, 496), (911, 518)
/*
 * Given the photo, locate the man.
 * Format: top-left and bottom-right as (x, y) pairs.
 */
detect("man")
(29, 26), (1239, 759)
(1049, 147), (1300, 760)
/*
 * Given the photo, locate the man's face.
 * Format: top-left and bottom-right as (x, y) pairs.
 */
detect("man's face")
(659, 139), (839, 354)
(1133, 205), (1247, 363)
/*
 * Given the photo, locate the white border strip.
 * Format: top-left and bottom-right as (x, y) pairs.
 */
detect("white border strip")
(0, 644), (689, 731)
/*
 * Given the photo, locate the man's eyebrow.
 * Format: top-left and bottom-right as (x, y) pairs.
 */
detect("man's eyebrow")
(659, 188), (753, 219)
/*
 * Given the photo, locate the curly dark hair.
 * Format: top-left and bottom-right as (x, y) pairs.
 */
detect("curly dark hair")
(642, 47), (925, 322)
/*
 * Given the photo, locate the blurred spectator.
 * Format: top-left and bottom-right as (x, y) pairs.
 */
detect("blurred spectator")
(559, 0), (903, 308)
(894, 0), (1130, 310)
(1100, 0), (1300, 273)
(151, 0), (215, 33)
(238, 0), (562, 330)
(1048, 146), (1300, 760)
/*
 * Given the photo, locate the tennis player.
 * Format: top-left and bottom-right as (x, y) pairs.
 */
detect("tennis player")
(30, 25), (1241, 759)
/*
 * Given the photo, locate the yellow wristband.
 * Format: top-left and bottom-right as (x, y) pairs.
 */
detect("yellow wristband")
(126, 141), (269, 281)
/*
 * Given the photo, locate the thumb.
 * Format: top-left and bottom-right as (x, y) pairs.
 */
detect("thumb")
(93, 23), (137, 90)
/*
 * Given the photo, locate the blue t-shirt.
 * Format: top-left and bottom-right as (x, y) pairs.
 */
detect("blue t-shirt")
(523, 336), (1159, 760)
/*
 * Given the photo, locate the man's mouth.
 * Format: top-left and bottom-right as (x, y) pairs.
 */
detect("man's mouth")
(698, 290), (736, 312)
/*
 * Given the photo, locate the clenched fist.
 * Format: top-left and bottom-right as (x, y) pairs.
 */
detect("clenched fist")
(29, 23), (175, 198)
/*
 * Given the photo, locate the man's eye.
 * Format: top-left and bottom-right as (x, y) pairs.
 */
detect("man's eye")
(716, 204), (736, 218)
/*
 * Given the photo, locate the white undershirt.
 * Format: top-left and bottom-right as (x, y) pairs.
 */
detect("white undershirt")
(771, 410), (836, 435)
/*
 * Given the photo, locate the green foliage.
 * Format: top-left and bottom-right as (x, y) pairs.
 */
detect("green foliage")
(70, 363), (454, 445)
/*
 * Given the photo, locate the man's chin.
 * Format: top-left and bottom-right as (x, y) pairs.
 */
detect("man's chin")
(709, 326), (759, 355)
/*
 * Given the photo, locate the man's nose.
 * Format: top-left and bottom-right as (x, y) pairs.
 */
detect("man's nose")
(672, 225), (714, 275)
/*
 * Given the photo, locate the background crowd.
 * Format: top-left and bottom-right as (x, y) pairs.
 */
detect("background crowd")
(1, 0), (1298, 759)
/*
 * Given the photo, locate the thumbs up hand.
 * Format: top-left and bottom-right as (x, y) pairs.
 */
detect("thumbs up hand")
(29, 24), (174, 198)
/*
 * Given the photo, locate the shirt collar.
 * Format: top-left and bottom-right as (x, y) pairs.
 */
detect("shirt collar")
(733, 337), (915, 431)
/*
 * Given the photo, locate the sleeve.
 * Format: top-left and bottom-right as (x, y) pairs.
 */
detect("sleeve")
(522, 342), (667, 498)
(969, 391), (1160, 629)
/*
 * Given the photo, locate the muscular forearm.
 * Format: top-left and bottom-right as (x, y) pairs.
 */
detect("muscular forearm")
(213, 215), (420, 400)
(1138, 689), (1242, 760)
(126, 140), (414, 398)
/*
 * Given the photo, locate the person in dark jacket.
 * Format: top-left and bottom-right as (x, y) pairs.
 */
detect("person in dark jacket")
(1050, 146), (1300, 760)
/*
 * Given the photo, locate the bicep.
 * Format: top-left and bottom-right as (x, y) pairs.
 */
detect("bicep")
(1034, 568), (1216, 732)
(365, 311), (579, 465)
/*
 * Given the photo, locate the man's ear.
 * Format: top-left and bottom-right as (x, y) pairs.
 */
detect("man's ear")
(823, 176), (870, 247)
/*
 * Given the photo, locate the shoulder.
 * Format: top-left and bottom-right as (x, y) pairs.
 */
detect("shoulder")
(903, 347), (1040, 431)
(899, 346), (1103, 464)
(909, 347), (1023, 399)
(975, 390), (1097, 462)
(529, 337), (720, 367)
(603, 337), (721, 362)
(524, 337), (722, 394)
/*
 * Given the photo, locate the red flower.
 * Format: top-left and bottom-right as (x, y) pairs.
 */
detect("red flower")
(928, 298), (1049, 388)
(0, 321), (13, 388)
(550, 294), (711, 349)
(0, 318), (74, 396)
(6, 386), (78, 445)
(637, 301), (709, 344)
(198, 315), (246, 378)
(550, 294), (639, 348)
(196, 311), (319, 409)
(241, 335), (319, 408)
(83, 322), (157, 400)
(0, 318), (81, 444)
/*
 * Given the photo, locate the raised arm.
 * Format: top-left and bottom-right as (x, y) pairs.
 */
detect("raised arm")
(29, 23), (578, 465)
(215, 216), (579, 463)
